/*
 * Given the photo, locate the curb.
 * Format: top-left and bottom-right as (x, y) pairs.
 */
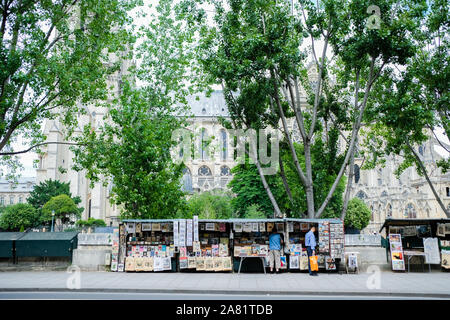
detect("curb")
(0, 288), (449, 298)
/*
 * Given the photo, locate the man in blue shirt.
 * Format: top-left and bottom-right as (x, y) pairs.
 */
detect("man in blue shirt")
(269, 227), (283, 274)
(305, 225), (318, 276)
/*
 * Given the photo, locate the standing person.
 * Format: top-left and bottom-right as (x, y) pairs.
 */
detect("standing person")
(305, 225), (318, 276)
(269, 227), (283, 274)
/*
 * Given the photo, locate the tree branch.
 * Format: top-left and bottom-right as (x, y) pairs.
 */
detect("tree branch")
(0, 141), (85, 156)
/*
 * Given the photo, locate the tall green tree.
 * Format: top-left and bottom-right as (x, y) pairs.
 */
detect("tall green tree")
(184, 0), (427, 218)
(364, 0), (449, 217)
(0, 0), (138, 177)
(27, 179), (81, 210)
(72, 85), (187, 219)
(41, 194), (80, 229)
(344, 198), (371, 230)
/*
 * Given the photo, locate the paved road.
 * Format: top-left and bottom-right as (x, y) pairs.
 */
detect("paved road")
(0, 271), (449, 297)
(0, 291), (447, 300)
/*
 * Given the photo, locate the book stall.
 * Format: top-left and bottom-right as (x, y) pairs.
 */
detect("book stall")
(115, 219), (177, 272)
(178, 219), (233, 272)
(380, 218), (450, 272)
(285, 218), (344, 272)
(231, 219), (286, 272)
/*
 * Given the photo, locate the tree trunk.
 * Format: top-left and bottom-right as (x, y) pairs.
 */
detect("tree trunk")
(341, 143), (356, 220)
(406, 140), (450, 218)
(278, 156), (294, 206)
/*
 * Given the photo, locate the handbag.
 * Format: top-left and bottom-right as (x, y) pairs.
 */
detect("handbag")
(309, 255), (319, 272)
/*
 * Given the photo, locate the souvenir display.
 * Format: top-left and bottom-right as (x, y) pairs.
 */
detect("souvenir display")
(325, 256), (336, 270)
(122, 221), (176, 272)
(110, 227), (120, 272)
(329, 222), (345, 259)
(299, 252), (309, 270)
(280, 256), (287, 269)
(234, 223), (243, 233)
(389, 233), (405, 271)
(318, 222), (330, 255)
(423, 238), (440, 264)
(289, 255), (299, 269)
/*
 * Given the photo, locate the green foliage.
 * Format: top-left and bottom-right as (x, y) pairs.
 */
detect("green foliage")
(27, 179), (82, 210)
(0, 203), (37, 231)
(0, 0), (139, 173)
(72, 84), (187, 220)
(344, 198), (372, 230)
(41, 194), (80, 225)
(76, 218), (107, 228)
(229, 160), (282, 218)
(244, 204), (267, 219)
(185, 191), (234, 219)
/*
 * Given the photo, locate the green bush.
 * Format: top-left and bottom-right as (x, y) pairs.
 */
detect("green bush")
(244, 204), (266, 219)
(185, 191), (234, 219)
(76, 218), (107, 228)
(344, 198), (372, 231)
(0, 203), (37, 231)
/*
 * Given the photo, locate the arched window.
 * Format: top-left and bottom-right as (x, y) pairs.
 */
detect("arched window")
(181, 168), (193, 193)
(198, 165), (212, 176)
(220, 166), (231, 176)
(370, 205), (374, 221)
(354, 164), (360, 184)
(404, 203), (417, 219)
(9, 196), (14, 205)
(18, 196), (23, 204)
(221, 129), (227, 161)
(381, 191), (388, 197)
(387, 204), (392, 218)
(200, 128), (208, 160)
(0, 196), (4, 206)
(419, 145), (424, 156)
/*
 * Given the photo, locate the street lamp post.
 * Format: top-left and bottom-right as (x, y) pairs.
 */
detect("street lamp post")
(51, 210), (55, 232)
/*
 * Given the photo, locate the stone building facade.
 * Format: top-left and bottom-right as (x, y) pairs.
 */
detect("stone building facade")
(36, 89), (450, 230)
(0, 177), (36, 207)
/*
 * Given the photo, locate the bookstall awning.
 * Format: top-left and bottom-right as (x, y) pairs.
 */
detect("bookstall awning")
(226, 218), (285, 223)
(122, 219), (176, 223)
(379, 218), (450, 233)
(285, 218), (342, 224)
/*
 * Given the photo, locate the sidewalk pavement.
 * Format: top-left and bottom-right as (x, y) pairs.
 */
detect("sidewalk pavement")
(0, 271), (449, 297)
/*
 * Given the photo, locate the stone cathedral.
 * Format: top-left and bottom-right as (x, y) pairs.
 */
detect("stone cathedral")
(36, 67), (450, 233)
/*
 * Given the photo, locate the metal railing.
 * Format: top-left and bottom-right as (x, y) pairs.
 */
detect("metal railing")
(345, 234), (381, 246)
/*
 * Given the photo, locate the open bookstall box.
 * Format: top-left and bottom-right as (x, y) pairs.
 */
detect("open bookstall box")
(285, 219), (344, 272)
(381, 219), (450, 272)
(178, 220), (232, 272)
(436, 223), (450, 270)
(232, 220), (285, 272)
(118, 220), (176, 272)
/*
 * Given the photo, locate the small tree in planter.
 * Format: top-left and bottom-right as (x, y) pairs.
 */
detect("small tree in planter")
(76, 218), (107, 233)
(344, 198), (372, 233)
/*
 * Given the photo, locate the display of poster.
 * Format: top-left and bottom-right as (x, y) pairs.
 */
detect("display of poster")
(423, 237), (440, 264)
(325, 256), (336, 270)
(441, 250), (450, 269)
(193, 216), (199, 242)
(289, 255), (299, 269)
(288, 222), (294, 233)
(389, 233), (405, 271)
(280, 256), (287, 269)
(259, 222), (266, 232)
(234, 223), (243, 233)
(126, 223), (135, 234)
(243, 222), (252, 233)
(205, 223), (215, 231)
(141, 223), (152, 231)
(179, 219), (186, 247)
(154, 257), (164, 272)
(186, 219), (193, 247)
(219, 223), (226, 232)
(252, 223), (259, 232)
(173, 220), (179, 247)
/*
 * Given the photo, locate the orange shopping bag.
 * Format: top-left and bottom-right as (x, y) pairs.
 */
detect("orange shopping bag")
(309, 255), (319, 272)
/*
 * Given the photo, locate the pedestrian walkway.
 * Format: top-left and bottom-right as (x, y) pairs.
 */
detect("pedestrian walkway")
(0, 271), (449, 297)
